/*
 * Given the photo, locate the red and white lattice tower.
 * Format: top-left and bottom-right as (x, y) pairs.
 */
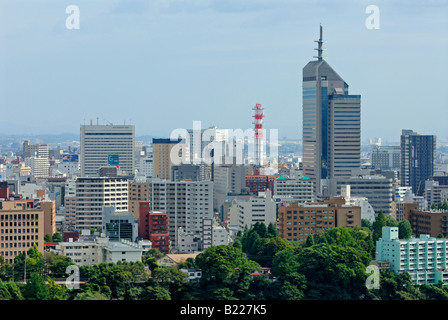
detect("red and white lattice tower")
(252, 103), (265, 166)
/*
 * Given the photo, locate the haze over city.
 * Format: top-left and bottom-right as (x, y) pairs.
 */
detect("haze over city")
(1, 0), (447, 143)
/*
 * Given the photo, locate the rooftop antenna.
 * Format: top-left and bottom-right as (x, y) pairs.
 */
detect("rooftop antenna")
(314, 23), (327, 61)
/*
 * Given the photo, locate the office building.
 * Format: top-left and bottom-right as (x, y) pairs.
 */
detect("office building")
(400, 129), (436, 196)
(80, 124), (135, 177)
(102, 206), (138, 242)
(75, 177), (129, 230)
(328, 175), (394, 215)
(245, 174), (278, 196)
(0, 208), (44, 263)
(376, 227), (448, 285)
(302, 25), (361, 195)
(213, 163), (248, 212)
(172, 163), (206, 182)
(151, 138), (184, 180)
(371, 145), (401, 171)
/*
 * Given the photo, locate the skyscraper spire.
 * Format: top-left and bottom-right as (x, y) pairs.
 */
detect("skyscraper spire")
(314, 23), (327, 60)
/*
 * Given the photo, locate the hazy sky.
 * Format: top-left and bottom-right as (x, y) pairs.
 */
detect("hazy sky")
(0, 0), (447, 143)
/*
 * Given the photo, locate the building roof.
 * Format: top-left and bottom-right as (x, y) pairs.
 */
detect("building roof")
(163, 253), (199, 264)
(276, 175), (287, 181)
(301, 176), (311, 180)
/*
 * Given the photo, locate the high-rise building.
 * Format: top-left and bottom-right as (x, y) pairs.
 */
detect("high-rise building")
(149, 179), (213, 249)
(302, 25), (361, 195)
(400, 130), (436, 196)
(128, 181), (151, 220)
(151, 138), (184, 180)
(138, 201), (170, 254)
(75, 177), (129, 230)
(80, 124), (135, 177)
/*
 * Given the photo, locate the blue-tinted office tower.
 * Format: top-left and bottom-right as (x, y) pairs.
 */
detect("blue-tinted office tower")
(302, 26), (361, 194)
(400, 129), (436, 196)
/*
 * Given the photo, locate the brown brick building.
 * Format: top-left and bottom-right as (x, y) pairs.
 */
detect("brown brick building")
(278, 199), (361, 244)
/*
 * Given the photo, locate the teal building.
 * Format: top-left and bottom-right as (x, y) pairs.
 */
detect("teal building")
(376, 227), (448, 285)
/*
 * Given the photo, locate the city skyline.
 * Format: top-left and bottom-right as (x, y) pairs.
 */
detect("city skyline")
(1, 0), (447, 142)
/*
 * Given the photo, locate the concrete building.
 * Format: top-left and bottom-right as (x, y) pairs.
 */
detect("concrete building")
(278, 199), (361, 244)
(25, 156), (50, 177)
(151, 138), (184, 180)
(273, 175), (314, 205)
(23, 141), (49, 159)
(138, 201), (170, 254)
(56, 236), (143, 266)
(172, 163), (206, 182)
(302, 26), (361, 195)
(64, 179), (77, 231)
(228, 190), (277, 232)
(424, 180), (448, 209)
(401, 129), (436, 196)
(409, 209), (448, 238)
(139, 154), (153, 178)
(371, 145), (401, 171)
(245, 174), (278, 196)
(102, 206), (138, 242)
(40, 200), (56, 237)
(75, 177), (129, 230)
(328, 175), (394, 215)
(80, 124), (135, 177)
(376, 226), (448, 285)
(149, 179), (213, 249)
(213, 163), (248, 212)
(0, 209), (44, 263)
(128, 181), (151, 220)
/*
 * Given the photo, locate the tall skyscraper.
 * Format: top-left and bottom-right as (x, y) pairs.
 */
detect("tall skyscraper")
(400, 129), (436, 196)
(80, 124), (135, 177)
(302, 25), (361, 194)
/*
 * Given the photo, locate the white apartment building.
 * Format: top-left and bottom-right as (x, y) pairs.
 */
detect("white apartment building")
(139, 155), (153, 178)
(75, 177), (129, 230)
(80, 124), (135, 177)
(228, 191), (276, 231)
(25, 156), (50, 177)
(57, 237), (143, 266)
(150, 179), (213, 249)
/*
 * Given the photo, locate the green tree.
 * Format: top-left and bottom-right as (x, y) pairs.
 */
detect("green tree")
(296, 243), (371, 299)
(384, 215), (399, 227)
(252, 222), (267, 238)
(145, 257), (158, 271)
(44, 234), (53, 242)
(398, 220), (413, 239)
(304, 234), (315, 247)
(141, 286), (171, 300)
(22, 273), (50, 300)
(195, 245), (260, 299)
(267, 222), (279, 238)
(362, 218), (373, 230)
(437, 233), (445, 239)
(52, 232), (63, 242)
(372, 210), (387, 242)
